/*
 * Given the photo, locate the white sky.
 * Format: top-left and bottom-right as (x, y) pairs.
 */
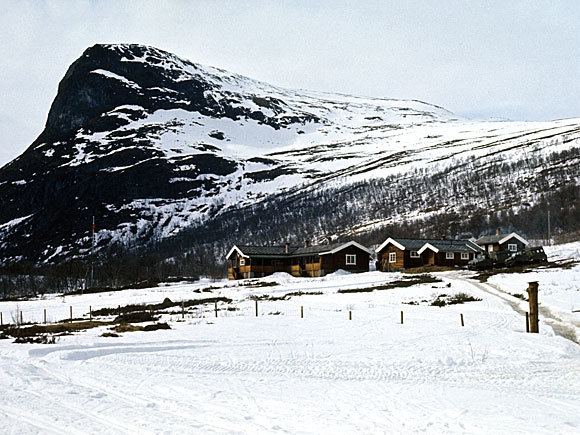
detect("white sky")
(0, 0), (579, 166)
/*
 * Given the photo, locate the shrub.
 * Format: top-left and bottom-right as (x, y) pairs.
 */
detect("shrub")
(431, 292), (482, 307)
(92, 296), (232, 317)
(112, 322), (171, 333)
(113, 323), (143, 333)
(143, 322), (171, 331)
(338, 275), (442, 293)
(113, 312), (158, 324)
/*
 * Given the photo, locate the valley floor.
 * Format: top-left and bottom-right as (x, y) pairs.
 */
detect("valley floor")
(0, 244), (578, 434)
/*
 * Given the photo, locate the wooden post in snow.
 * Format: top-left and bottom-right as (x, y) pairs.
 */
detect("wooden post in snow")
(44, 309), (47, 324)
(527, 282), (539, 333)
(214, 301), (218, 318)
(460, 313), (464, 327)
(89, 306), (92, 321)
(255, 300), (259, 317)
(300, 306), (304, 319)
(20, 311), (23, 325)
(0, 312), (3, 326)
(70, 306), (73, 322)
(400, 311), (404, 324)
(525, 312), (530, 333)
(349, 310), (352, 321)
(181, 301), (185, 319)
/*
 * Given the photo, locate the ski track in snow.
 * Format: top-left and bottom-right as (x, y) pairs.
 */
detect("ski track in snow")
(1, 246), (579, 433)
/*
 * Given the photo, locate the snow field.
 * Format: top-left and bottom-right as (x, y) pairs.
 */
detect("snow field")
(1, 266), (579, 434)
(485, 241), (580, 338)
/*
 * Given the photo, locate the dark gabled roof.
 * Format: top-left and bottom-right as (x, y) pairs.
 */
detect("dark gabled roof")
(228, 241), (372, 259)
(233, 245), (301, 257)
(293, 242), (346, 255)
(475, 232), (529, 246)
(396, 239), (436, 250)
(376, 238), (431, 252)
(378, 237), (483, 253)
(475, 234), (504, 244)
(422, 239), (483, 253)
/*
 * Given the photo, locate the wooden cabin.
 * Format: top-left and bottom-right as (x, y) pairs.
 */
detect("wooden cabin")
(417, 240), (482, 267)
(226, 241), (372, 280)
(375, 237), (482, 271)
(375, 238), (428, 271)
(475, 231), (529, 254)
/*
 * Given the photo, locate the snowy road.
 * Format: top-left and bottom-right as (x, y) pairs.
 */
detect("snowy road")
(1, 269), (579, 434)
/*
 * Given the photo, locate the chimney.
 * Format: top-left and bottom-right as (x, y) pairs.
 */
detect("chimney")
(496, 228), (501, 236)
(284, 242), (289, 254)
(304, 240), (311, 248)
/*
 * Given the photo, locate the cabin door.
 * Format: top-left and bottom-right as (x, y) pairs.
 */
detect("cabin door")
(426, 251), (436, 266)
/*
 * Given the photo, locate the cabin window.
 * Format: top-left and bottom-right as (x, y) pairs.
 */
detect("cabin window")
(239, 258), (245, 266)
(508, 244), (517, 252)
(410, 251), (420, 258)
(446, 252), (455, 259)
(461, 252), (469, 260)
(345, 254), (356, 265)
(388, 252), (396, 263)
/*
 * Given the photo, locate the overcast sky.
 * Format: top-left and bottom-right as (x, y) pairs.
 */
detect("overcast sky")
(1, 0), (579, 166)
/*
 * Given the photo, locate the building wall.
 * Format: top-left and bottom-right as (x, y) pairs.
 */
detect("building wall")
(480, 237), (526, 253)
(431, 251), (475, 267)
(227, 253), (291, 279)
(321, 246), (370, 275)
(499, 237), (527, 252)
(227, 247), (369, 280)
(290, 256), (322, 277)
(377, 245), (405, 271)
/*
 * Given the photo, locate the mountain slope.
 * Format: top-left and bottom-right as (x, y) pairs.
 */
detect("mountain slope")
(0, 43), (578, 269)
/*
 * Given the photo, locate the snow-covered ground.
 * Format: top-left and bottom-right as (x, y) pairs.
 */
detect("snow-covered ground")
(484, 241), (580, 340)
(1, 246), (579, 434)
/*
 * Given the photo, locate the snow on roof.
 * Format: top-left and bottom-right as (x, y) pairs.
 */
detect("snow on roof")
(227, 241), (372, 258)
(476, 232), (529, 246)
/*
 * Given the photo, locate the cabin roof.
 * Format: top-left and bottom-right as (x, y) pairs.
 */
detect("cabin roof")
(376, 237), (481, 253)
(418, 240), (482, 254)
(234, 245), (300, 256)
(227, 241), (372, 259)
(475, 232), (529, 246)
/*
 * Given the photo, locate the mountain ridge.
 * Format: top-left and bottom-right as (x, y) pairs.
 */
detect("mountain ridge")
(0, 43), (578, 274)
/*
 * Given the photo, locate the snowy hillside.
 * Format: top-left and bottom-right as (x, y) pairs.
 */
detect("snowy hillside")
(0, 43), (578, 268)
(0, 243), (579, 433)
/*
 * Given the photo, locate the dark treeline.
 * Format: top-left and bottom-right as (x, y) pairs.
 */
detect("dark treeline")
(1, 147), (578, 299)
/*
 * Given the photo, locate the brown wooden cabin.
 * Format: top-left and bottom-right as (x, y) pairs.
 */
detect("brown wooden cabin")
(375, 237), (482, 271)
(417, 240), (483, 267)
(475, 231), (529, 254)
(226, 241), (372, 280)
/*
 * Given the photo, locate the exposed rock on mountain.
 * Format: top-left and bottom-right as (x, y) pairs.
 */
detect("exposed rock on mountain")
(0, 44), (578, 269)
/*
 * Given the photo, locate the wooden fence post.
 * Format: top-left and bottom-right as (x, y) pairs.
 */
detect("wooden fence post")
(460, 313), (464, 327)
(118, 305), (121, 316)
(300, 306), (304, 319)
(525, 312), (530, 333)
(400, 311), (404, 324)
(181, 301), (185, 319)
(0, 312), (3, 326)
(349, 310), (352, 321)
(527, 282), (539, 333)
(20, 311), (23, 325)
(214, 301), (218, 318)
(255, 300), (258, 317)
(70, 306), (73, 322)
(89, 306), (92, 321)
(44, 309), (47, 324)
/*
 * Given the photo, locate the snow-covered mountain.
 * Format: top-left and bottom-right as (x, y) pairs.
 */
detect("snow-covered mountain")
(0, 44), (578, 267)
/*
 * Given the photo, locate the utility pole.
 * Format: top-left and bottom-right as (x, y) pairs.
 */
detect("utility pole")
(547, 210), (551, 246)
(91, 216), (96, 289)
